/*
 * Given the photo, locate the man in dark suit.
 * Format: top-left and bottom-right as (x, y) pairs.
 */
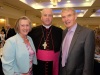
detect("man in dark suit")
(5, 24), (16, 40)
(5, 28), (16, 40)
(59, 7), (95, 75)
(1, 27), (6, 34)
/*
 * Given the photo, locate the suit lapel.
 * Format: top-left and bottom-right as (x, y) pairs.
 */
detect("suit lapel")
(67, 25), (82, 57)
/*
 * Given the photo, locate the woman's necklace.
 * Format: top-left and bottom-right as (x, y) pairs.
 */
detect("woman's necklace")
(42, 27), (52, 49)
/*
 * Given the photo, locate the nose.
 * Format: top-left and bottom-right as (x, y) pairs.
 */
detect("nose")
(46, 16), (49, 18)
(65, 16), (69, 20)
(63, 17), (68, 22)
(23, 25), (27, 29)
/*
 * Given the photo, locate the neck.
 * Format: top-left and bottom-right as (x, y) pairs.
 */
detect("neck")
(19, 33), (27, 40)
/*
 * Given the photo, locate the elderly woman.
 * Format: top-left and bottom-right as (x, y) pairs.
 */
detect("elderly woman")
(1, 16), (37, 75)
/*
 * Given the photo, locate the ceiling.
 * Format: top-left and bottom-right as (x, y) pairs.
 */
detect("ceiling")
(0, 0), (100, 29)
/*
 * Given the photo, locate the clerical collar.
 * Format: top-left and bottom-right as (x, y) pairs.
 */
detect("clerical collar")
(43, 25), (51, 29)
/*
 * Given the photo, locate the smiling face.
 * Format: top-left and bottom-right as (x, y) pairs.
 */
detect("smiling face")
(61, 8), (77, 29)
(18, 19), (30, 37)
(15, 16), (32, 37)
(41, 8), (53, 26)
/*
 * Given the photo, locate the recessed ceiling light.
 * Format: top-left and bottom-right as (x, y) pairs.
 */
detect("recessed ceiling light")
(86, 0), (89, 1)
(67, 0), (71, 3)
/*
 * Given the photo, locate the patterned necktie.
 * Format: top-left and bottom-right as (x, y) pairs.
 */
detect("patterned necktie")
(62, 30), (73, 67)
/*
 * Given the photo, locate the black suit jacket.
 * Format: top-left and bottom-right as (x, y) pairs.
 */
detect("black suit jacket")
(5, 28), (16, 40)
(29, 25), (62, 52)
(59, 24), (95, 75)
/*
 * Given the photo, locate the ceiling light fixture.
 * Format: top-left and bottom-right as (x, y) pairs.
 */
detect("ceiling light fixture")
(67, 0), (71, 3)
(50, 0), (61, 6)
(86, 0), (89, 1)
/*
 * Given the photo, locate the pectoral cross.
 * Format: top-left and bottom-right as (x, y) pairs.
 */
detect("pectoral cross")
(42, 41), (47, 49)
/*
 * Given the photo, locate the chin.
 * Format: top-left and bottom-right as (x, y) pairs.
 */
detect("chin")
(45, 24), (51, 26)
(23, 33), (28, 36)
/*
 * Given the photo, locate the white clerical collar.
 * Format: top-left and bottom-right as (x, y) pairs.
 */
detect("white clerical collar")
(43, 25), (51, 29)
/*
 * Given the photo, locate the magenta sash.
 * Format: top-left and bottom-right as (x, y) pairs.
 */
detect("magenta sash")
(37, 49), (59, 75)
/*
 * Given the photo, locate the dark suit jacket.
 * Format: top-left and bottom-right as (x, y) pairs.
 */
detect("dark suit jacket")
(59, 24), (95, 75)
(29, 25), (62, 52)
(5, 28), (16, 40)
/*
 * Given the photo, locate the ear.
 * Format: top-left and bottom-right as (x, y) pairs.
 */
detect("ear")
(41, 17), (42, 20)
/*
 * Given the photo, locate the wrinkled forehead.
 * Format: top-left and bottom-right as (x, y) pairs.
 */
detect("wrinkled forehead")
(41, 8), (53, 15)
